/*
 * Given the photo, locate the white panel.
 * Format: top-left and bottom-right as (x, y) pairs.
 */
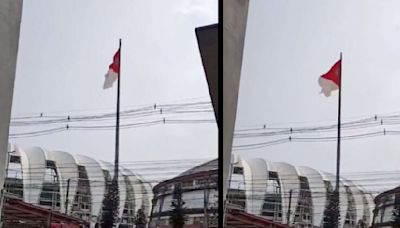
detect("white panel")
(20, 146), (46, 204)
(136, 172), (153, 216)
(240, 157), (253, 214)
(343, 179), (364, 225)
(245, 158), (268, 215)
(297, 166), (327, 227)
(275, 162), (300, 225)
(75, 154), (105, 224)
(48, 151), (79, 214)
(141, 180), (153, 217)
(361, 189), (374, 226)
(121, 168), (141, 214)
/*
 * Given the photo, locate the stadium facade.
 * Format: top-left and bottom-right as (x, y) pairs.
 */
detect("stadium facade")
(149, 159), (218, 228)
(372, 185), (400, 227)
(227, 155), (375, 228)
(5, 144), (153, 228)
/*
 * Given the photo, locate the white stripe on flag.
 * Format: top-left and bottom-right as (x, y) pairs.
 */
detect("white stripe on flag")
(103, 69), (118, 89)
(318, 77), (339, 97)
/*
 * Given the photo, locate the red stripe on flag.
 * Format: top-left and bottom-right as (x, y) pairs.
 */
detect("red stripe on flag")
(109, 49), (120, 74)
(321, 59), (341, 87)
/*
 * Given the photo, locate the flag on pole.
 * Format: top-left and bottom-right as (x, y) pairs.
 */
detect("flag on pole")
(318, 59), (341, 97)
(103, 49), (120, 89)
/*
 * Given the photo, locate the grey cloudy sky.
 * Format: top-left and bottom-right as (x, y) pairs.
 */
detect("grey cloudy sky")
(10, 0), (218, 172)
(234, 0), (400, 192)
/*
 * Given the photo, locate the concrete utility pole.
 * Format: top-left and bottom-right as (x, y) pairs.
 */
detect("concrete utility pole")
(47, 175), (57, 228)
(287, 189), (293, 227)
(204, 183), (210, 228)
(65, 178), (70, 214)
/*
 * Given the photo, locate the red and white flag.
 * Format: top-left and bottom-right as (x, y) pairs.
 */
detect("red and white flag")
(318, 59), (341, 97)
(103, 49), (120, 89)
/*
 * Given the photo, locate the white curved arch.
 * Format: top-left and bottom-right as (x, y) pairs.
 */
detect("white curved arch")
(121, 168), (141, 214)
(239, 157), (256, 215)
(275, 162), (300, 225)
(297, 166), (327, 227)
(342, 179), (364, 225)
(98, 160), (127, 221)
(74, 154), (105, 224)
(244, 157), (268, 215)
(358, 187), (374, 226)
(48, 150), (79, 214)
(134, 172), (153, 217)
(18, 146), (46, 204)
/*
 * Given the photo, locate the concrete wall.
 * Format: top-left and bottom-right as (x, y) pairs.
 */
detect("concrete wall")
(0, 0), (23, 217)
(222, 0), (249, 209)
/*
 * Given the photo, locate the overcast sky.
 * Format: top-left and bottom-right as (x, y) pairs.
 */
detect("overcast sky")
(10, 0), (218, 177)
(234, 0), (400, 193)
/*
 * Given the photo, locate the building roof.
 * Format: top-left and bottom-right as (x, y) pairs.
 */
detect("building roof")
(374, 185), (400, 203)
(177, 158), (218, 177)
(3, 196), (89, 226)
(226, 209), (289, 228)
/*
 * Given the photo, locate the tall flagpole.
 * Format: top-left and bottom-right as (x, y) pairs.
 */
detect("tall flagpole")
(115, 38), (121, 181)
(335, 52), (342, 227)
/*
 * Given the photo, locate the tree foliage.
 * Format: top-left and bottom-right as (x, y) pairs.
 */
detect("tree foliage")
(323, 190), (340, 228)
(169, 184), (188, 228)
(134, 208), (147, 228)
(101, 178), (120, 227)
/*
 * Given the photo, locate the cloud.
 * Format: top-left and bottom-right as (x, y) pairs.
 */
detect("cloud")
(175, 0), (217, 21)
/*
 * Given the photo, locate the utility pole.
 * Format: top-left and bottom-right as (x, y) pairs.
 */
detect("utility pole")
(204, 182), (210, 228)
(47, 175), (57, 228)
(287, 189), (293, 227)
(65, 178), (70, 214)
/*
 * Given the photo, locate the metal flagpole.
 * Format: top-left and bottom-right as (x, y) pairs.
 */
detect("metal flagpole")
(111, 39), (122, 227)
(115, 38), (121, 181)
(335, 52), (342, 227)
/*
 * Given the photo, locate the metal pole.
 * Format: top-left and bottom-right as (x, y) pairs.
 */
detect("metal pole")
(335, 52), (342, 228)
(47, 175), (56, 228)
(114, 38), (121, 181)
(287, 189), (293, 226)
(65, 178), (70, 214)
(204, 183), (210, 228)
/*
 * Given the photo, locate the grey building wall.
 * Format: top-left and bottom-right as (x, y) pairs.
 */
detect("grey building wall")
(0, 0), (23, 218)
(222, 0), (249, 211)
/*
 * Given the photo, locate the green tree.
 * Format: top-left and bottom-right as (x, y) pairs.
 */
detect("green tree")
(134, 208), (147, 228)
(169, 184), (187, 228)
(101, 178), (119, 227)
(323, 190), (340, 228)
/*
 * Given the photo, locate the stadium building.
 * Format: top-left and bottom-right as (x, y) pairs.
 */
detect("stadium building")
(149, 159), (218, 228)
(5, 144), (153, 228)
(372, 186), (400, 227)
(227, 155), (374, 228)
